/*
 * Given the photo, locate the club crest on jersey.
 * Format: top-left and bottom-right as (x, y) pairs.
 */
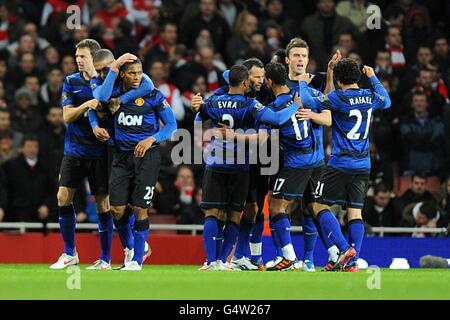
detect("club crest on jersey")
(118, 112), (143, 126)
(218, 101), (238, 109)
(135, 97), (145, 106)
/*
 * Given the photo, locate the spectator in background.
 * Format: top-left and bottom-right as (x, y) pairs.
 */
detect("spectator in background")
(2, 135), (55, 222)
(400, 91), (444, 175)
(143, 22), (178, 68)
(8, 52), (39, 90)
(39, 67), (64, 112)
(181, 74), (210, 133)
(219, 0), (245, 29)
(438, 177), (450, 220)
(363, 183), (399, 228)
(0, 130), (20, 164)
(301, 0), (359, 70)
(408, 68), (446, 117)
(113, 18), (138, 57)
(9, 88), (44, 135)
(43, 46), (60, 71)
(404, 8), (434, 62)
(178, 188), (204, 227)
(154, 165), (196, 217)
(0, 166), (6, 221)
(147, 59), (184, 121)
(196, 45), (226, 92)
(91, 0), (131, 50)
(61, 55), (77, 76)
(336, 0), (373, 33)
(22, 74), (43, 112)
(384, 26), (406, 74)
(180, 0), (231, 57)
(37, 106), (65, 178)
(259, 0), (297, 43)
(398, 172), (437, 209)
(375, 50), (393, 78)
(433, 35), (449, 72)
(0, 108), (22, 148)
(7, 22), (49, 55)
(225, 10), (258, 65)
(401, 201), (447, 237)
(245, 33), (271, 65)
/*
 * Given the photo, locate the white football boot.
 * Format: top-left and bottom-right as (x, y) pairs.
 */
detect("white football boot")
(49, 252), (79, 270)
(86, 259), (111, 270)
(121, 261), (142, 271)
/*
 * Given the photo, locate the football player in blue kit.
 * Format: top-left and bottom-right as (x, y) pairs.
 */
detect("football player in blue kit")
(298, 58), (391, 271)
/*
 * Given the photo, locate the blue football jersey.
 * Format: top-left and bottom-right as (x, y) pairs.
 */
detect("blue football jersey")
(61, 72), (106, 158)
(200, 94), (268, 172)
(312, 88), (390, 172)
(286, 78), (325, 166)
(114, 88), (170, 152)
(260, 91), (322, 169)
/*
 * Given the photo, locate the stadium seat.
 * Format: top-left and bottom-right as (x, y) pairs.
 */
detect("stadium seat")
(151, 215), (178, 234)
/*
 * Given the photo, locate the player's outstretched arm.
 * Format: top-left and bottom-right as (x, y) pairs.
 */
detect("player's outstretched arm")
(298, 77), (318, 110)
(255, 94), (300, 126)
(119, 73), (155, 105)
(363, 66), (391, 110)
(297, 109), (332, 127)
(91, 69), (117, 102)
(213, 123), (270, 144)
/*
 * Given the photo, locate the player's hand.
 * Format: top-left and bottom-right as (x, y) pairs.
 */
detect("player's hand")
(190, 93), (204, 112)
(298, 73), (311, 84)
(213, 123), (232, 141)
(76, 212), (87, 222)
(426, 218), (437, 228)
(38, 205), (49, 221)
(93, 126), (110, 142)
(87, 99), (100, 110)
(111, 53), (138, 72)
(296, 109), (314, 121)
(109, 98), (121, 114)
(134, 136), (156, 157)
(362, 65), (375, 78)
(328, 49), (342, 71)
(293, 92), (302, 107)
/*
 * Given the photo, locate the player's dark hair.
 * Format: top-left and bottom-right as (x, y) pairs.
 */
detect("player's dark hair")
(242, 58), (264, 71)
(176, 164), (194, 176)
(333, 58), (361, 85)
(21, 134), (38, 146)
(121, 58), (143, 73)
(229, 64), (249, 87)
(412, 171), (428, 181)
(93, 49), (114, 63)
(286, 37), (309, 57)
(419, 201), (437, 220)
(265, 62), (287, 86)
(75, 39), (101, 56)
(160, 21), (177, 33)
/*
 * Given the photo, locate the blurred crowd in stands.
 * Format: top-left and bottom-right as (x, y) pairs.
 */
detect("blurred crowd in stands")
(0, 0), (449, 236)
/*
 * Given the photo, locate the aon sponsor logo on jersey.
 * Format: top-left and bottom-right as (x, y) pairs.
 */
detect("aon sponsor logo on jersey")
(117, 112), (143, 126)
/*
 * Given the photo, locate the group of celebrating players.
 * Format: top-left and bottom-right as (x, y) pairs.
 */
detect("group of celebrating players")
(48, 35), (390, 272)
(192, 37), (390, 272)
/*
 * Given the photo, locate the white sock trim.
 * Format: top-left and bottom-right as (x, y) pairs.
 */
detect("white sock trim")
(250, 242), (262, 256)
(281, 243), (296, 261)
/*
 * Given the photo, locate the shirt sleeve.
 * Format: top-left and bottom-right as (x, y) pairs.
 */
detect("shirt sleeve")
(91, 69), (117, 102)
(251, 99), (299, 126)
(61, 78), (74, 107)
(153, 103), (177, 143)
(300, 81), (334, 112)
(369, 75), (392, 110)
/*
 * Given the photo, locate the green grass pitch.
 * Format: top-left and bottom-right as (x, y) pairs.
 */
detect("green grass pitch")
(0, 264), (449, 300)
